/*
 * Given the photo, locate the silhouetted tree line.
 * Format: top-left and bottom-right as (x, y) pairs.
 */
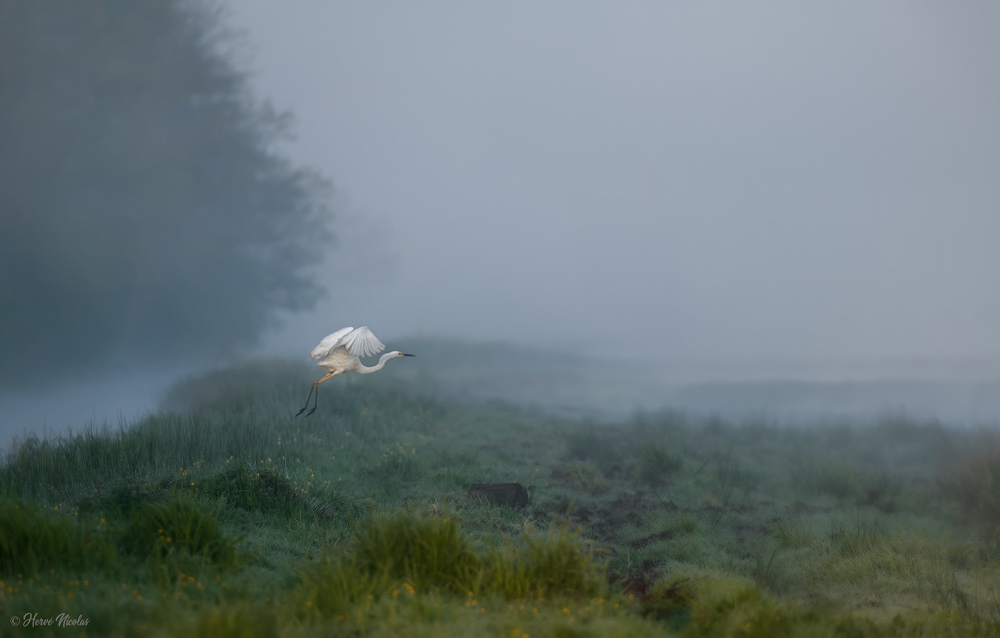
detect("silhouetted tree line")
(0, 0), (330, 385)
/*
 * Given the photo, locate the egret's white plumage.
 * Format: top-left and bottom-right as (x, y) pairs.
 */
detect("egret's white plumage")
(296, 326), (414, 416)
(310, 326), (385, 360)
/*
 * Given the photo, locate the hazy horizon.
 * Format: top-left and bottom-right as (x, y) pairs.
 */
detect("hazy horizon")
(4, 334), (1000, 448)
(4, 1), (1000, 442)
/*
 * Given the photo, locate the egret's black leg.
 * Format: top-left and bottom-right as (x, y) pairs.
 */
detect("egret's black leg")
(296, 371), (338, 417)
(295, 384), (316, 417)
(306, 386), (319, 417)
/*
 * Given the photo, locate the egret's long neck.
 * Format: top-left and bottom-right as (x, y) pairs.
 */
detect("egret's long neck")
(357, 352), (395, 374)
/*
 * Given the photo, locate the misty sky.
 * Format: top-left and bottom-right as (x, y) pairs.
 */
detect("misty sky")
(226, 2), (1000, 373)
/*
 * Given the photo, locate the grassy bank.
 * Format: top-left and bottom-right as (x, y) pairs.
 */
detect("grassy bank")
(1, 359), (999, 636)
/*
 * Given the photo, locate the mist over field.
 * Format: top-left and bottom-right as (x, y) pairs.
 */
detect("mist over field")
(3, 1), (1000, 443)
(5, 5), (1000, 634)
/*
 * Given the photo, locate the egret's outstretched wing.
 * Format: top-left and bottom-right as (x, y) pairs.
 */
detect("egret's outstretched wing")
(342, 326), (385, 358)
(310, 326), (353, 360)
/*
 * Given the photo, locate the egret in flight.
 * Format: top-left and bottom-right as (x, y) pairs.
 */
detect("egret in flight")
(296, 326), (414, 417)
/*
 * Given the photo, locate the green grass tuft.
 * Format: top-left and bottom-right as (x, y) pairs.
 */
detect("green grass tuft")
(0, 496), (115, 575)
(485, 521), (607, 599)
(122, 492), (241, 569)
(77, 478), (169, 519)
(351, 508), (481, 594)
(191, 462), (313, 518)
(771, 509), (814, 549)
(828, 512), (887, 557)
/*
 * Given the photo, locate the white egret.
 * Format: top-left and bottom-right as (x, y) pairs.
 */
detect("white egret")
(296, 326), (414, 416)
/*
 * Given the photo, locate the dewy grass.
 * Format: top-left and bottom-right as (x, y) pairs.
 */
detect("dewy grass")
(484, 521), (607, 599)
(749, 540), (782, 590)
(771, 509), (814, 549)
(192, 462), (305, 517)
(0, 496), (115, 575)
(350, 508), (481, 594)
(365, 441), (426, 482)
(5, 358), (1000, 636)
(828, 512), (887, 557)
(299, 509), (607, 617)
(78, 478), (168, 519)
(122, 492), (241, 569)
(1, 412), (274, 504)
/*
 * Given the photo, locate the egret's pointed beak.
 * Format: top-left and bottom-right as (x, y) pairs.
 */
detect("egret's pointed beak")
(400, 353), (415, 357)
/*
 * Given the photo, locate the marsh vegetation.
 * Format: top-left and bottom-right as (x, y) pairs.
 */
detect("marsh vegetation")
(2, 359), (999, 636)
